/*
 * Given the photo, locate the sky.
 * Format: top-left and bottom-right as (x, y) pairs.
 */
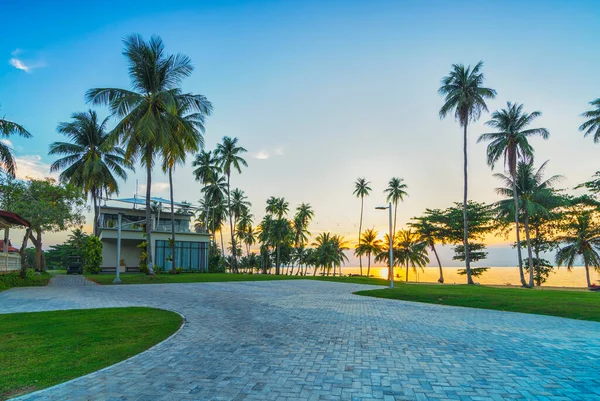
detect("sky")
(1, 0), (599, 266)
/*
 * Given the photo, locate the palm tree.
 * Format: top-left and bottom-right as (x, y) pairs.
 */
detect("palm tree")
(236, 208), (255, 256)
(395, 229), (430, 282)
(293, 203), (314, 247)
(0, 109), (32, 177)
(579, 98), (600, 142)
(312, 233), (348, 276)
(161, 103), (208, 273)
(410, 215), (444, 283)
(438, 61), (496, 284)
(86, 34), (211, 275)
(215, 136), (247, 272)
(230, 189), (251, 233)
(354, 228), (383, 277)
(353, 178), (372, 275)
(50, 110), (132, 236)
(259, 212), (292, 275)
(384, 178), (408, 239)
(478, 102), (550, 287)
(200, 177), (228, 255)
(555, 212), (600, 288)
(193, 150), (221, 231)
(266, 196), (289, 218)
(495, 161), (562, 287)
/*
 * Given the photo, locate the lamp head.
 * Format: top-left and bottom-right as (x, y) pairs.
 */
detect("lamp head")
(375, 206), (388, 210)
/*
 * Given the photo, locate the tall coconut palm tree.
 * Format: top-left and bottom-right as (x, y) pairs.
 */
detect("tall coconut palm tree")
(312, 233), (348, 276)
(0, 109), (32, 177)
(395, 229), (430, 282)
(200, 175), (228, 255)
(478, 102), (550, 287)
(259, 212), (292, 275)
(555, 212), (600, 288)
(384, 177), (408, 238)
(495, 161), (562, 287)
(579, 98), (600, 142)
(410, 214), (444, 283)
(353, 178), (372, 275)
(438, 61), (496, 284)
(215, 136), (247, 272)
(86, 34), (211, 275)
(354, 228), (383, 277)
(50, 110), (132, 236)
(161, 103), (208, 273)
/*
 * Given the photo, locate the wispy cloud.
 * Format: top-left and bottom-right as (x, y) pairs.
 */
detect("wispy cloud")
(139, 182), (171, 194)
(274, 146), (285, 156)
(9, 49), (45, 73)
(1, 139), (13, 147)
(14, 155), (55, 180)
(253, 150), (270, 160)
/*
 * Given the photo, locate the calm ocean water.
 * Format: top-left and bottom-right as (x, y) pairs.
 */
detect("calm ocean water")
(287, 266), (600, 288)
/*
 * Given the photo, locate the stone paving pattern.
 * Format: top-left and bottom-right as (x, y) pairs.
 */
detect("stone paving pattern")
(1, 279), (599, 400)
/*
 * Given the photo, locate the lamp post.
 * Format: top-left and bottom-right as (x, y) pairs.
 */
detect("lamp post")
(376, 202), (394, 288)
(114, 212), (123, 284)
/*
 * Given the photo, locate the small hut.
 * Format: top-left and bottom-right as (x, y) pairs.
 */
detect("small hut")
(0, 211), (30, 273)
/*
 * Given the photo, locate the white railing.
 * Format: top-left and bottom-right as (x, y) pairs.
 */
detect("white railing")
(0, 253), (21, 273)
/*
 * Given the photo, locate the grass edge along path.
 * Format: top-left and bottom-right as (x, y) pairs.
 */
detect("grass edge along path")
(0, 307), (182, 400)
(86, 272), (391, 286)
(354, 284), (600, 322)
(0, 271), (51, 293)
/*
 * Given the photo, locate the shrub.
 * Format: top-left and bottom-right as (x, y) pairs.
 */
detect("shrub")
(83, 236), (102, 274)
(137, 241), (148, 274)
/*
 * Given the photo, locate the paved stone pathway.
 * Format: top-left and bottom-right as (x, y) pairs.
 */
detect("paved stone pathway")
(1, 280), (599, 401)
(47, 274), (97, 287)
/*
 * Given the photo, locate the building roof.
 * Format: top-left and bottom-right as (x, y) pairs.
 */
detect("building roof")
(0, 210), (30, 227)
(0, 240), (19, 252)
(114, 197), (192, 207)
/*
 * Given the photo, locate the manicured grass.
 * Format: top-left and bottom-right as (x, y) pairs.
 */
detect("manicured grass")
(0, 307), (182, 400)
(354, 284), (600, 322)
(0, 272), (51, 293)
(48, 269), (67, 275)
(87, 272), (390, 286)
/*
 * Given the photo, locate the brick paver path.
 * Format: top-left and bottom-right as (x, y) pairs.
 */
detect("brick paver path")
(2, 280), (599, 401)
(47, 274), (97, 287)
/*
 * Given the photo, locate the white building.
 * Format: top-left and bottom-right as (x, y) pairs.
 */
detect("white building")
(98, 197), (210, 273)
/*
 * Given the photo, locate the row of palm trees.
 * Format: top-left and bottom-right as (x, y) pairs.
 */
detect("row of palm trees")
(353, 177), (408, 277)
(435, 61), (600, 287)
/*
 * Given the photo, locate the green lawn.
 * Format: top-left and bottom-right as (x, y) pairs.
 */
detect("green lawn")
(87, 272), (390, 286)
(0, 272), (51, 293)
(355, 284), (600, 322)
(0, 307), (182, 400)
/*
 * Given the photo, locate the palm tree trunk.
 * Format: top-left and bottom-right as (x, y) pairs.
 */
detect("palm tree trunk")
(585, 262), (592, 287)
(276, 243), (280, 275)
(523, 212), (535, 288)
(393, 202), (398, 241)
(431, 243), (444, 283)
(169, 167), (176, 274)
(312, 263), (317, 276)
(145, 154), (155, 275)
(367, 253), (371, 276)
(226, 172), (238, 273)
(512, 179), (526, 287)
(92, 186), (99, 237)
(358, 196), (363, 275)
(534, 226), (541, 286)
(220, 229), (225, 258)
(462, 123), (473, 284)
(405, 261), (409, 282)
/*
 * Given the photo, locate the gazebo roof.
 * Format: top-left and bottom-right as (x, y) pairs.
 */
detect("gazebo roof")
(0, 211), (30, 227)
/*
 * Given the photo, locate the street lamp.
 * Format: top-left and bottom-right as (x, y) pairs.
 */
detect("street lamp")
(376, 202), (394, 288)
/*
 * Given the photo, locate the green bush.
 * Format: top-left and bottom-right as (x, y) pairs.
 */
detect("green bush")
(137, 241), (148, 274)
(83, 236), (102, 274)
(0, 270), (50, 291)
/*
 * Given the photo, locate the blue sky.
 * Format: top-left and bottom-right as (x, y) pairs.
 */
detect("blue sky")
(2, 0), (599, 265)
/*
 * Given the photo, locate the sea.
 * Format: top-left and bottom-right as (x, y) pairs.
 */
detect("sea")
(287, 266), (599, 288)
